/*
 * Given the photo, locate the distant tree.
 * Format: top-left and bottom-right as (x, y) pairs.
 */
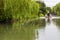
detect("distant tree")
(36, 1), (46, 16)
(52, 3), (60, 16)
(46, 7), (51, 12)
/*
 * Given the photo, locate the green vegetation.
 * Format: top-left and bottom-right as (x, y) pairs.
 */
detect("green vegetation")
(46, 7), (51, 13)
(0, 0), (40, 22)
(0, 0), (4, 21)
(36, 1), (47, 16)
(0, 0), (50, 23)
(4, 0), (40, 22)
(52, 3), (60, 16)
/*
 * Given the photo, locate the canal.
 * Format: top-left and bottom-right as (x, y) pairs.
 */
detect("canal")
(0, 18), (60, 40)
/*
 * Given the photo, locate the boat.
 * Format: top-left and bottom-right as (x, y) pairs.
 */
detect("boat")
(45, 14), (52, 22)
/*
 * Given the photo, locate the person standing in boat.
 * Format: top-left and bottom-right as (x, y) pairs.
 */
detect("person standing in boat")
(47, 12), (52, 23)
(47, 13), (51, 18)
(45, 11), (52, 23)
(45, 11), (52, 19)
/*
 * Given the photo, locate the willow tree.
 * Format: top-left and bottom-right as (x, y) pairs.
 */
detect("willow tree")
(2, 0), (39, 22)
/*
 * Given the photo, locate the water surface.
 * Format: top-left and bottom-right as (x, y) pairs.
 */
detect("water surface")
(0, 18), (60, 40)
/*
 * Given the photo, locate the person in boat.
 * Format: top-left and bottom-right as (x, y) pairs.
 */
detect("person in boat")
(45, 12), (52, 23)
(45, 12), (51, 19)
(47, 13), (51, 18)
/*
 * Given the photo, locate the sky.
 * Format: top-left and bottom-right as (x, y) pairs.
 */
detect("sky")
(42, 0), (60, 7)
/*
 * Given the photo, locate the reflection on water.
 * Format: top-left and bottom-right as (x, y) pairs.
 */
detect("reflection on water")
(36, 19), (60, 40)
(0, 19), (45, 40)
(0, 18), (60, 40)
(53, 19), (60, 28)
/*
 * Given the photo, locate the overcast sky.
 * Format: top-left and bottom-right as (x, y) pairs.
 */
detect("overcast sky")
(43, 0), (60, 7)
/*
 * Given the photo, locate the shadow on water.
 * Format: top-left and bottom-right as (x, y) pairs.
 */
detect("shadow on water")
(0, 23), (12, 40)
(23, 19), (45, 29)
(0, 19), (45, 40)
